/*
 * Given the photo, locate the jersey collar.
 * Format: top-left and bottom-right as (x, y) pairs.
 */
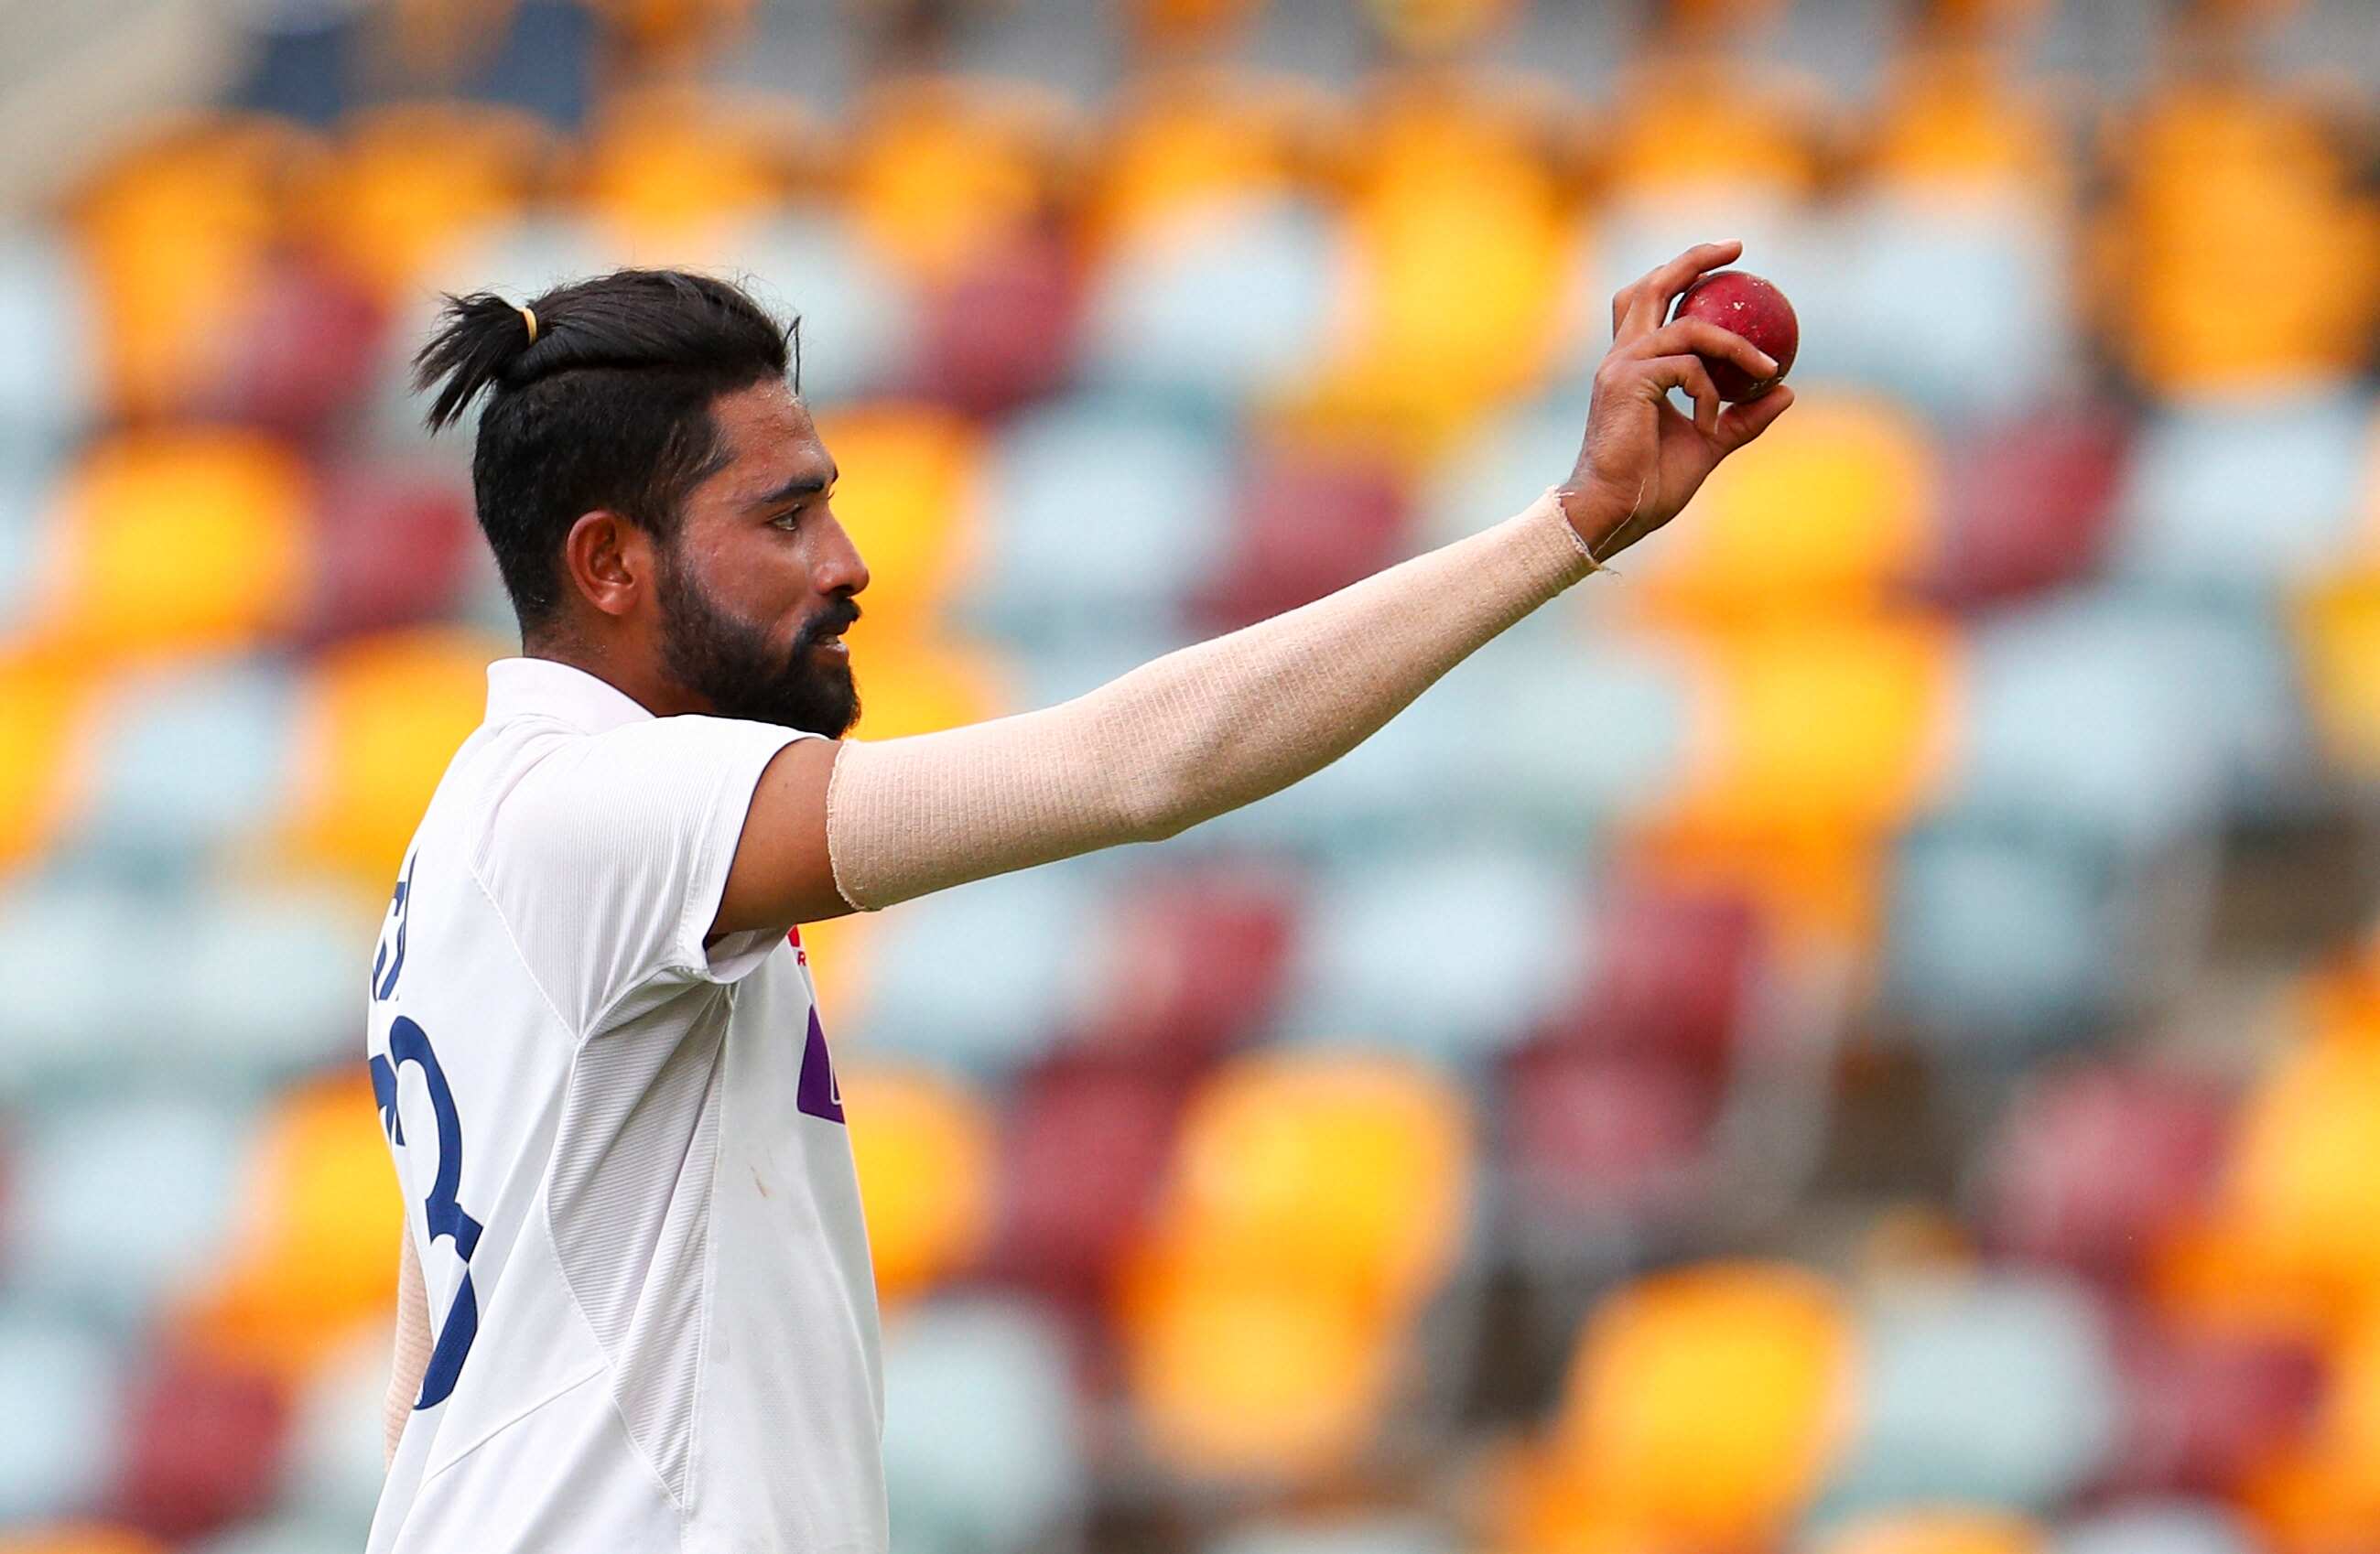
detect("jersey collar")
(484, 657), (657, 735)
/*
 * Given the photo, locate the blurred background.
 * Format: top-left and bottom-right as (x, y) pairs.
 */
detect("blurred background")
(1, 0), (2379, 1551)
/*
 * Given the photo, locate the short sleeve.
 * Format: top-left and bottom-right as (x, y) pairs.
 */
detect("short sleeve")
(478, 715), (816, 1035)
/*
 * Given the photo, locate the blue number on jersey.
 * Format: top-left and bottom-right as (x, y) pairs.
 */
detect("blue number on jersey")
(370, 856), (486, 1410)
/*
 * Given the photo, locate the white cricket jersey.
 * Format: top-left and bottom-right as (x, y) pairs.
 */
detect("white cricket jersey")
(363, 656), (887, 1554)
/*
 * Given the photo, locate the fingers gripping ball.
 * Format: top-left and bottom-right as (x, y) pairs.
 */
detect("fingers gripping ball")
(1671, 271), (1798, 402)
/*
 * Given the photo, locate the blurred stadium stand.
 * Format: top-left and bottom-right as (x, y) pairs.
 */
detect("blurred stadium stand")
(3, 1), (2380, 1552)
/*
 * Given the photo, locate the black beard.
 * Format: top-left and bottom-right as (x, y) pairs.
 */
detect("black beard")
(654, 544), (861, 737)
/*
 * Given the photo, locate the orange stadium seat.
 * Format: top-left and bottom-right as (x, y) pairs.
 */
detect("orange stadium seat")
(174, 1073), (404, 1384)
(1596, 50), (1825, 202)
(808, 402), (983, 634)
(1866, 43), (2069, 196)
(1812, 1510), (2045, 1554)
(1544, 1263), (1850, 1549)
(2223, 1031), (2380, 1322)
(33, 429), (312, 665)
(0, 651), (97, 873)
(1090, 71), (1321, 244)
(292, 103), (553, 298)
(67, 116), (322, 417)
(277, 627), (505, 887)
(840, 1063), (997, 1306)
(0, 1530), (164, 1554)
(575, 86), (810, 258)
(1133, 1052), (1471, 1319)
(1617, 393), (1939, 622)
(2291, 571), (2380, 778)
(2093, 83), (2380, 393)
(842, 80), (1067, 285)
(1117, 1265), (1400, 1483)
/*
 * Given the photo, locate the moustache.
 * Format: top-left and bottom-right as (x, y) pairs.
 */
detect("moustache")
(793, 600), (862, 653)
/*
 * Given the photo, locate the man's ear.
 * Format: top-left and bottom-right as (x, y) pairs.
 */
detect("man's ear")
(561, 511), (651, 620)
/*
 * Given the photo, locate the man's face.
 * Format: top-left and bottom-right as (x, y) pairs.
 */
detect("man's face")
(654, 381), (869, 737)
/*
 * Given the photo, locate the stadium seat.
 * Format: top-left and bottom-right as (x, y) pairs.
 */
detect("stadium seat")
(1596, 52), (1824, 200)
(737, 214), (925, 405)
(805, 403), (981, 634)
(1203, 1516), (1455, 1554)
(1193, 440), (1410, 631)
(2055, 1504), (2256, 1554)
(1544, 882), (1767, 1070)
(1090, 71), (1314, 243)
(880, 1298), (1087, 1554)
(1073, 864), (1301, 1073)
(1503, 1046), (1716, 1225)
(0, 652), (97, 874)
(69, 656), (296, 872)
(278, 627), (505, 886)
(1812, 1509), (2045, 1554)
(171, 1513), (359, 1554)
(0, 1526), (164, 1554)
(2225, 1030), (2380, 1305)
(1885, 820), (2130, 1050)
(1974, 1063), (2229, 1283)
(1077, 194), (1342, 411)
(1135, 1051), (1471, 1317)
(1275, 843), (1586, 1066)
(278, 1322), (393, 1535)
(965, 397), (1232, 649)
(2107, 1323), (2323, 1501)
(986, 1053), (1181, 1304)
(909, 225), (1079, 419)
(576, 87), (800, 254)
(1115, 1268), (1400, 1484)
(851, 856), (1107, 1077)
(0, 1301), (124, 1524)
(839, 1063), (998, 1306)
(301, 463), (477, 642)
(0, 231), (99, 449)
(292, 103), (552, 299)
(0, 880), (175, 1095)
(1307, 84), (1569, 438)
(195, 249), (385, 440)
(1865, 43), (2070, 196)
(110, 1344), (289, 1542)
(175, 1074), (405, 1384)
(1547, 1263), (1850, 1548)
(67, 117), (319, 417)
(37, 430), (312, 664)
(6, 1095), (247, 1329)
(1825, 1271), (2118, 1515)
(171, 883), (386, 1084)
(1927, 407), (2128, 607)
(1466, 631), (1703, 842)
(2111, 388), (2373, 593)
(843, 81), (1063, 284)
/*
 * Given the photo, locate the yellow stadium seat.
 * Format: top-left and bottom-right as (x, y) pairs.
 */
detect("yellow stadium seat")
(2291, 571), (2380, 777)
(1623, 394), (1938, 621)
(0, 651), (98, 872)
(0, 1527), (166, 1554)
(840, 1063), (995, 1306)
(591, 0), (758, 69)
(1119, 1271), (1398, 1482)
(1547, 1263), (1851, 1548)
(809, 403), (982, 633)
(1812, 1509), (2043, 1554)
(69, 115), (323, 415)
(1597, 54), (1824, 201)
(1296, 81), (1568, 447)
(295, 103), (553, 298)
(2224, 1032), (2380, 1316)
(1134, 1051), (1471, 1319)
(844, 80), (1066, 284)
(1360, 0), (1521, 59)
(38, 429), (312, 664)
(844, 631), (1012, 741)
(1092, 71), (1319, 245)
(175, 1073), (404, 1383)
(576, 86), (810, 257)
(279, 627), (505, 885)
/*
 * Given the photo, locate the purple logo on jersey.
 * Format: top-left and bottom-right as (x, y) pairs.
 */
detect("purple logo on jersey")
(796, 1006), (844, 1124)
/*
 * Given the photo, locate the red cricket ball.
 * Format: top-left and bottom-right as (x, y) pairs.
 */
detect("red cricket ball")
(1671, 270), (1798, 403)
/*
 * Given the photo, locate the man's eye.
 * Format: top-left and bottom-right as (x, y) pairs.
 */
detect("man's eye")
(772, 509), (802, 529)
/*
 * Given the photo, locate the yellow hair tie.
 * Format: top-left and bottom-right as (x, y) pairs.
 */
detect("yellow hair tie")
(518, 304), (538, 344)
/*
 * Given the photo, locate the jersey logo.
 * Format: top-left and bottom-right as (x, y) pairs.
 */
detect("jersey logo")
(373, 851), (416, 1001)
(796, 1006), (843, 1124)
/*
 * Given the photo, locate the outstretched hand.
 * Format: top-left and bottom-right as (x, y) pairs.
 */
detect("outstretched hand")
(1556, 241), (1797, 563)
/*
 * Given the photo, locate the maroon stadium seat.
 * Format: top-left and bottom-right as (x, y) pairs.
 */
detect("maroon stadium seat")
(1539, 884), (1766, 1075)
(2104, 1315), (2325, 1500)
(1927, 406), (2129, 608)
(1195, 445), (1411, 632)
(985, 1052), (1182, 1309)
(1076, 865), (1300, 1077)
(301, 463), (477, 643)
(1503, 1044), (1718, 1225)
(200, 246), (387, 442)
(109, 1345), (289, 1541)
(909, 223), (1080, 419)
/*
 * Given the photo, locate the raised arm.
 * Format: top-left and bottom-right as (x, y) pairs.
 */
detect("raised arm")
(712, 241), (1792, 932)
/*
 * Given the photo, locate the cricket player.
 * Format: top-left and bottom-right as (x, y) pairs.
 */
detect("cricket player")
(364, 242), (1789, 1551)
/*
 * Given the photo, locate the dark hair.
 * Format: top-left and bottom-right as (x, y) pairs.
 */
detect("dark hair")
(412, 268), (800, 632)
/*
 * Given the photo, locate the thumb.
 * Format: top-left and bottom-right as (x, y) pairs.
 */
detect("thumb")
(1715, 383), (1795, 453)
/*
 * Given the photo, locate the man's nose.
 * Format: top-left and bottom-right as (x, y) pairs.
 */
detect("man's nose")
(813, 514), (870, 598)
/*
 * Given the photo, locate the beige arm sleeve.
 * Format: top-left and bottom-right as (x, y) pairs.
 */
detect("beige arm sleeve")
(384, 1225), (431, 1467)
(824, 488), (1599, 911)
